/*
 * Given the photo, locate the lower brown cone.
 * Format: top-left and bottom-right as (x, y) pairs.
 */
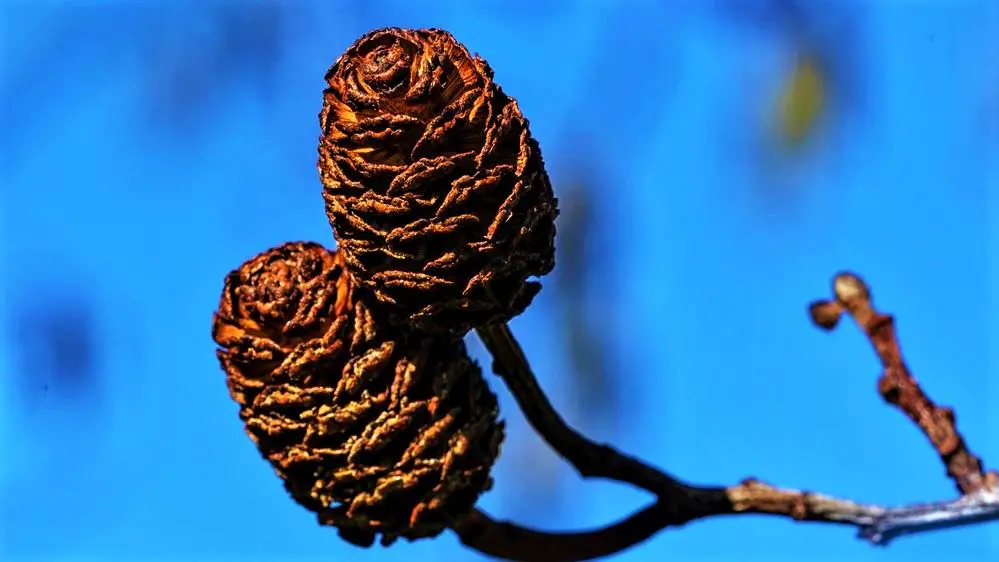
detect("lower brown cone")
(211, 242), (504, 546)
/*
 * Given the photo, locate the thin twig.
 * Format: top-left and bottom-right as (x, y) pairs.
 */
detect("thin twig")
(466, 272), (997, 561)
(728, 479), (999, 545)
(808, 272), (994, 494)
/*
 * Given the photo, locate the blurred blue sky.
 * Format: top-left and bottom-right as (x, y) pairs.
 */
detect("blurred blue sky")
(1, 1), (996, 561)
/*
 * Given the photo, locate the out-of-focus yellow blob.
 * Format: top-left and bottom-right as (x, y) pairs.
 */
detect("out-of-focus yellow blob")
(776, 54), (826, 146)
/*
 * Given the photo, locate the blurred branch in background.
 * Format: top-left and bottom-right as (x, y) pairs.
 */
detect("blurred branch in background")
(553, 177), (619, 437)
(542, 5), (668, 439)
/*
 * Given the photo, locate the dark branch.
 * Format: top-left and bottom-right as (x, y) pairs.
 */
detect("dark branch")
(454, 503), (698, 562)
(456, 479), (999, 561)
(476, 322), (694, 498)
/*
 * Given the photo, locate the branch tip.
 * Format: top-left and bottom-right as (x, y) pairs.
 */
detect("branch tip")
(809, 299), (844, 330)
(833, 271), (871, 307)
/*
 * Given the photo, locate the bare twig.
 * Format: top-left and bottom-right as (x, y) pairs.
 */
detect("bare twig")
(728, 479), (999, 545)
(466, 272), (997, 561)
(808, 272), (995, 494)
(857, 487), (999, 544)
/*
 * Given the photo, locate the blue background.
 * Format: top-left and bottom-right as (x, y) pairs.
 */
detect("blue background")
(1, 1), (996, 561)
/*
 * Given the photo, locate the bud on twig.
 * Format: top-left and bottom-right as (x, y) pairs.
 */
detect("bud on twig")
(318, 27), (558, 334)
(211, 242), (504, 546)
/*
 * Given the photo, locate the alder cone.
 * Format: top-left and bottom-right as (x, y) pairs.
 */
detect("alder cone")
(318, 27), (558, 334)
(211, 242), (504, 546)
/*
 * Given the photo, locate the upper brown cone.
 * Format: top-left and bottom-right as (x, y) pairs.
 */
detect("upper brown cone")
(211, 242), (504, 546)
(318, 27), (558, 334)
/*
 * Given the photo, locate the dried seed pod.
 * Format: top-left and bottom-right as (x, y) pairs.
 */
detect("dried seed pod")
(211, 242), (504, 546)
(318, 27), (558, 334)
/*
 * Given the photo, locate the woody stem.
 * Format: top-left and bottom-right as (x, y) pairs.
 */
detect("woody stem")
(453, 477), (999, 561)
(475, 322), (697, 498)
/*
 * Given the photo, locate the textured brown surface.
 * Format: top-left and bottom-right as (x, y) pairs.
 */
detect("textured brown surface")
(211, 242), (504, 546)
(318, 27), (558, 334)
